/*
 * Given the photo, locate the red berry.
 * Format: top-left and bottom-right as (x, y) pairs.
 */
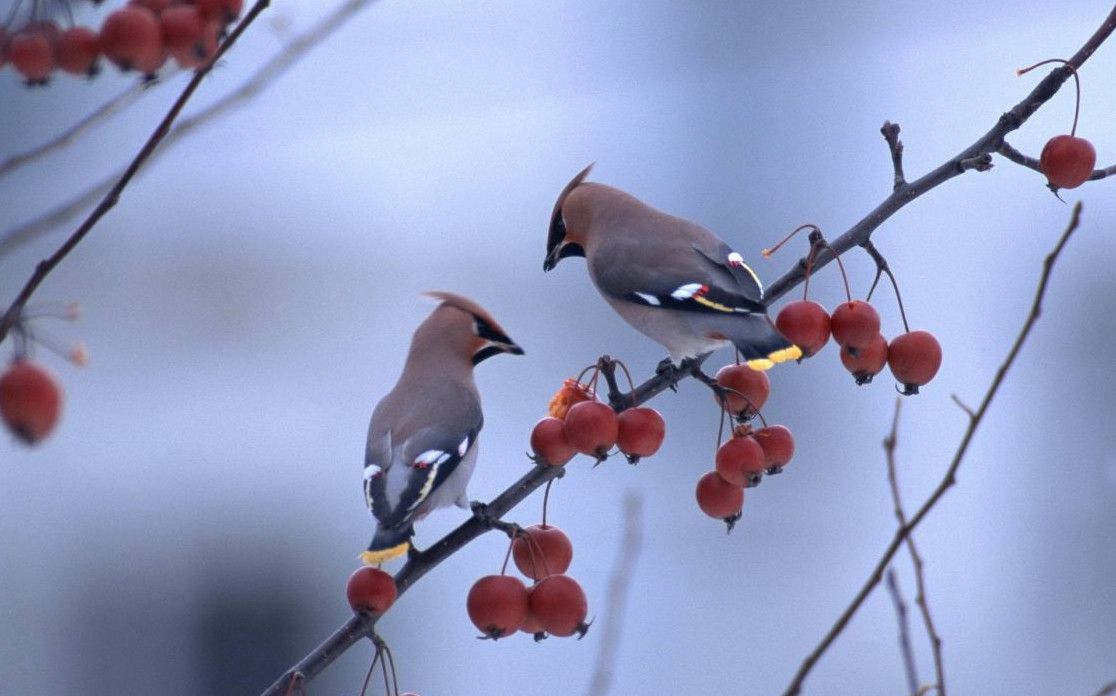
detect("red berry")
(511, 524), (573, 580)
(563, 400), (618, 459)
(161, 6), (205, 50)
(753, 425), (795, 473)
(519, 608), (546, 637)
(714, 435), (765, 487)
(616, 407), (665, 459)
(713, 363), (770, 419)
(0, 361), (63, 445)
(1040, 135), (1096, 189)
(839, 333), (889, 385)
(55, 26), (100, 76)
(776, 300), (831, 357)
(530, 416), (576, 466)
(7, 31), (54, 83)
(830, 300), (881, 354)
(888, 330), (942, 395)
(527, 575), (589, 638)
(100, 6), (167, 74)
(346, 566), (397, 615)
(466, 575), (529, 640)
(695, 470), (743, 520)
(129, 0), (173, 12)
(196, 0), (244, 23)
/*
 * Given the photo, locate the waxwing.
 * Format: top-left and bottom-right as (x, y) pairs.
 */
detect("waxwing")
(543, 165), (800, 370)
(361, 292), (523, 565)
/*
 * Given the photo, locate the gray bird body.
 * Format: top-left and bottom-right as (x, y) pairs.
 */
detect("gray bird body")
(361, 294), (521, 564)
(546, 167), (798, 367)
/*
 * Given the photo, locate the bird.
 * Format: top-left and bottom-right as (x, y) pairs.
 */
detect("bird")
(360, 292), (523, 565)
(543, 164), (800, 371)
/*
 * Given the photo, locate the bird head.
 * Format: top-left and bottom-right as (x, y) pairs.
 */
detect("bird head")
(544, 163), (596, 271)
(422, 291), (524, 366)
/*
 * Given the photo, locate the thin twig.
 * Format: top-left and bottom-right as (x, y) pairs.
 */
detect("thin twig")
(0, 1), (274, 344)
(881, 121), (907, 190)
(781, 202), (1083, 696)
(0, 0), (382, 260)
(885, 568), (920, 696)
(0, 81), (150, 180)
(885, 399), (945, 696)
(996, 140), (1116, 182)
(763, 5), (1115, 304)
(584, 491), (644, 696)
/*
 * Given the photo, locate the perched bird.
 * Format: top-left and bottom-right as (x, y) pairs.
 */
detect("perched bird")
(544, 165), (800, 370)
(361, 292), (523, 565)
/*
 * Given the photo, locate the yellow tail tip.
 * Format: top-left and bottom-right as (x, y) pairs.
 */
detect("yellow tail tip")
(746, 345), (803, 371)
(360, 542), (410, 566)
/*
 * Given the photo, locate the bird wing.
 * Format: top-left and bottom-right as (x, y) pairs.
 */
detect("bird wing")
(591, 229), (768, 317)
(364, 382), (483, 529)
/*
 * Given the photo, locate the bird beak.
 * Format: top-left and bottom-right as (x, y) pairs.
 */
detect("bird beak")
(543, 241), (584, 272)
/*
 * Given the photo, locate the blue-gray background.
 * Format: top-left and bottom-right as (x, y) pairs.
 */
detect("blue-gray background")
(2, 1), (1114, 694)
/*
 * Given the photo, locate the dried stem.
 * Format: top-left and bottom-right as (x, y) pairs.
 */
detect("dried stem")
(884, 399), (945, 695)
(781, 202), (1082, 696)
(762, 5), (1115, 304)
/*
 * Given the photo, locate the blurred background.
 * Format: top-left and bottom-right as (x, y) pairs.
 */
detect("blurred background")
(1, 1), (1114, 694)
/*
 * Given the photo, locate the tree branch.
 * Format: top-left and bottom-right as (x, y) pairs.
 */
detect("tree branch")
(0, 0), (274, 345)
(762, 4), (1115, 304)
(884, 399), (945, 696)
(780, 201), (1083, 696)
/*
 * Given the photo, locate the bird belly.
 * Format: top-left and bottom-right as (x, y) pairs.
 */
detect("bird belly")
(602, 295), (728, 364)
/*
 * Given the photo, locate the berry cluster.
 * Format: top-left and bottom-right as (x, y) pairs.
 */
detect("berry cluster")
(467, 526), (589, 641)
(694, 364), (797, 529)
(530, 375), (665, 466)
(0, 0), (242, 85)
(777, 298), (942, 394)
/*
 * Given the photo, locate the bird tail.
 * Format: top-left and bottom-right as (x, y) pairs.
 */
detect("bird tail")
(360, 525), (413, 565)
(729, 315), (802, 370)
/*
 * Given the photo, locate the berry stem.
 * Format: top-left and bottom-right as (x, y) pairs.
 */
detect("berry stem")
(864, 240), (911, 333)
(762, 223), (818, 258)
(819, 237), (853, 303)
(358, 647), (381, 696)
(1017, 59), (1082, 136)
(499, 536), (516, 576)
(541, 479), (554, 527)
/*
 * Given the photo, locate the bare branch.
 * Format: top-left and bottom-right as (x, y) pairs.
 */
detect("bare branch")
(0, 1), (275, 344)
(762, 6), (1115, 304)
(780, 202), (1083, 696)
(885, 568), (920, 696)
(884, 399), (946, 695)
(997, 140), (1116, 181)
(0, 0), (383, 260)
(0, 81), (149, 180)
(1091, 681), (1116, 696)
(881, 121), (907, 190)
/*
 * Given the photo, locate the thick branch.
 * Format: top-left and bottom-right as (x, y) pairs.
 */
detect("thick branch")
(780, 202), (1082, 696)
(763, 4), (1115, 304)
